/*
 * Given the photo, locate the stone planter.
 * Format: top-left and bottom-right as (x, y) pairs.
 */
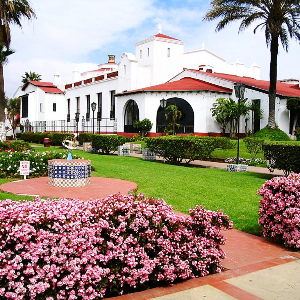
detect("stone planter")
(118, 145), (130, 156)
(83, 142), (93, 152)
(142, 148), (156, 161)
(227, 164), (248, 172)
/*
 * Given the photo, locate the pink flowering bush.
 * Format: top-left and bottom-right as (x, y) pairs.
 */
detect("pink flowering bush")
(0, 194), (232, 299)
(258, 173), (300, 249)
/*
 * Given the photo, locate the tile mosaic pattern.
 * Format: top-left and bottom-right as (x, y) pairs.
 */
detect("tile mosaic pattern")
(48, 159), (91, 187)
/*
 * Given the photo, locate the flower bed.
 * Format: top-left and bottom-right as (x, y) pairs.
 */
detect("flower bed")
(0, 150), (79, 178)
(225, 157), (265, 166)
(0, 141), (32, 152)
(258, 173), (300, 249)
(0, 194), (232, 299)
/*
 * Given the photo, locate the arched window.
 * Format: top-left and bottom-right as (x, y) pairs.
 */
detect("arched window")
(124, 100), (139, 133)
(156, 98), (194, 134)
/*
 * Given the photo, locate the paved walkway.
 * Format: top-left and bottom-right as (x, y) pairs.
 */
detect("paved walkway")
(130, 152), (285, 177)
(0, 177), (137, 201)
(1, 154), (298, 299)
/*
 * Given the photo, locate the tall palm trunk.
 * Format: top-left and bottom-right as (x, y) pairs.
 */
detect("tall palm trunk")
(268, 36), (278, 129)
(0, 63), (6, 141)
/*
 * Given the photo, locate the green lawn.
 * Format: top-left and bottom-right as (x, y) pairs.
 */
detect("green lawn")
(0, 144), (273, 236)
(211, 139), (265, 160)
(74, 149), (271, 235)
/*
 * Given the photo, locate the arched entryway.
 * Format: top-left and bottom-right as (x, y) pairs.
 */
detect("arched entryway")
(156, 98), (194, 134)
(124, 100), (139, 133)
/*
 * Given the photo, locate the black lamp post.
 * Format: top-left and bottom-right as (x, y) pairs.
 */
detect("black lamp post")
(160, 98), (167, 108)
(75, 112), (80, 137)
(234, 83), (245, 165)
(91, 102), (97, 134)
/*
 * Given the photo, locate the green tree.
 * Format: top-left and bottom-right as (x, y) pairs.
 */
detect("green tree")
(21, 71), (41, 84)
(6, 97), (20, 138)
(165, 105), (182, 135)
(211, 98), (231, 136)
(0, 0), (36, 141)
(133, 118), (153, 137)
(204, 0), (300, 129)
(211, 97), (249, 137)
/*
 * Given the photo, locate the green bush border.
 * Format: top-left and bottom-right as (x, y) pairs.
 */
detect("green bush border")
(263, 141), (300, 175)
(145, 136), (233, 165)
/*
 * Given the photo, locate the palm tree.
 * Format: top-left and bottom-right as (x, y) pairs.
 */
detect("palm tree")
(21, 71), (42, 84)
(6, 97), (20, 138)
(0, 0), (36, 141)
(204, 0), (300, 129)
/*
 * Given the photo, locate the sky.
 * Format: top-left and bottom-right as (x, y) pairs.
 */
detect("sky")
(4, 0), (300, 98)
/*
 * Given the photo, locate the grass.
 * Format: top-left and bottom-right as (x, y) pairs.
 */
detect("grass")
(211, 139), (265, 160)
(0, 143), (273, 236)
(73, 149), (271, 235)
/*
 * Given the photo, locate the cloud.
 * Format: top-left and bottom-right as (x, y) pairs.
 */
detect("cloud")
(4, 0), (300, 98)
(6, 0), (155, 97)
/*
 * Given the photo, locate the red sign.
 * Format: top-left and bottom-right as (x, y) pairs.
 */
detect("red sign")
(20, 161), (30, 176)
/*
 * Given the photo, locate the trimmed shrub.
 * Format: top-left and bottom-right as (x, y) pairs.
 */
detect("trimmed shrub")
(253, 126), (291, 141)
(133, 118), (152, 137)
(20, 132), (49, 144)
(258, 174), (300, 249)
(77, 132), (94, 145)
(294, 127), (300, 141)
(91, 134), (126, 154)
(19, 132), (74, 145)
(145, 136), (231, 165)
(263, 141), (300, 175)
(243, 137), (264, 160)
(212, 137), (235, 150)
(48, 133), (74, 146)
(0, 194), (232, 299)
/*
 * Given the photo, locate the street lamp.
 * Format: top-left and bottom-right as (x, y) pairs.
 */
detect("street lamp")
(91, 102), (97, 134)
(234, 83), (245, 165)
(160, 98), (167, 108)
(75, 112), (80, 137)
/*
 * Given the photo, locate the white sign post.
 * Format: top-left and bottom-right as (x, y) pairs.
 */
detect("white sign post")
(20, 161), (30, 180)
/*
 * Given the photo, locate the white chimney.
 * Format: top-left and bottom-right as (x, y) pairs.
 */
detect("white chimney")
(53, 72), (62, 85)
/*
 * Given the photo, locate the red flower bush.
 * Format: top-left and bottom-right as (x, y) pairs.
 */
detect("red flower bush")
(0, 194), (232, 299)
(258, 173), (300, 249)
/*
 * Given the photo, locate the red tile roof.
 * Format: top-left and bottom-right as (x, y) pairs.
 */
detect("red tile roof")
(22, 81), (64, 94)
(154, 33), (181, 41)
(28, 81), (54, 87)
(119, 77), (232, 95)
(191, 70), (300, 98)
(39, 86), (64, 94)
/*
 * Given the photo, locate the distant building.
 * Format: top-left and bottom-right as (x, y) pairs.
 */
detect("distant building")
(14, 27), (300, 138)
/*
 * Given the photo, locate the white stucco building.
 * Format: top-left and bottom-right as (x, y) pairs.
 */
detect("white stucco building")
(15, 28), (300, 138)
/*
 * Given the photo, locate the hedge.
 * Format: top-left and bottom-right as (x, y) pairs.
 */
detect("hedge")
(263, 141), (300, 175)
(20, 132), (49, 144)
(77, 133), (94, 145)
(145, 136), (233, 165)
(48, 133), (74, 146)
(91, 134), (126, 154)
(20, 132), (74, 146)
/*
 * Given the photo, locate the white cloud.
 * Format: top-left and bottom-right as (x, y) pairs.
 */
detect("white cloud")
(6, 0), (155, 97)
(4, 0), (300, 98)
